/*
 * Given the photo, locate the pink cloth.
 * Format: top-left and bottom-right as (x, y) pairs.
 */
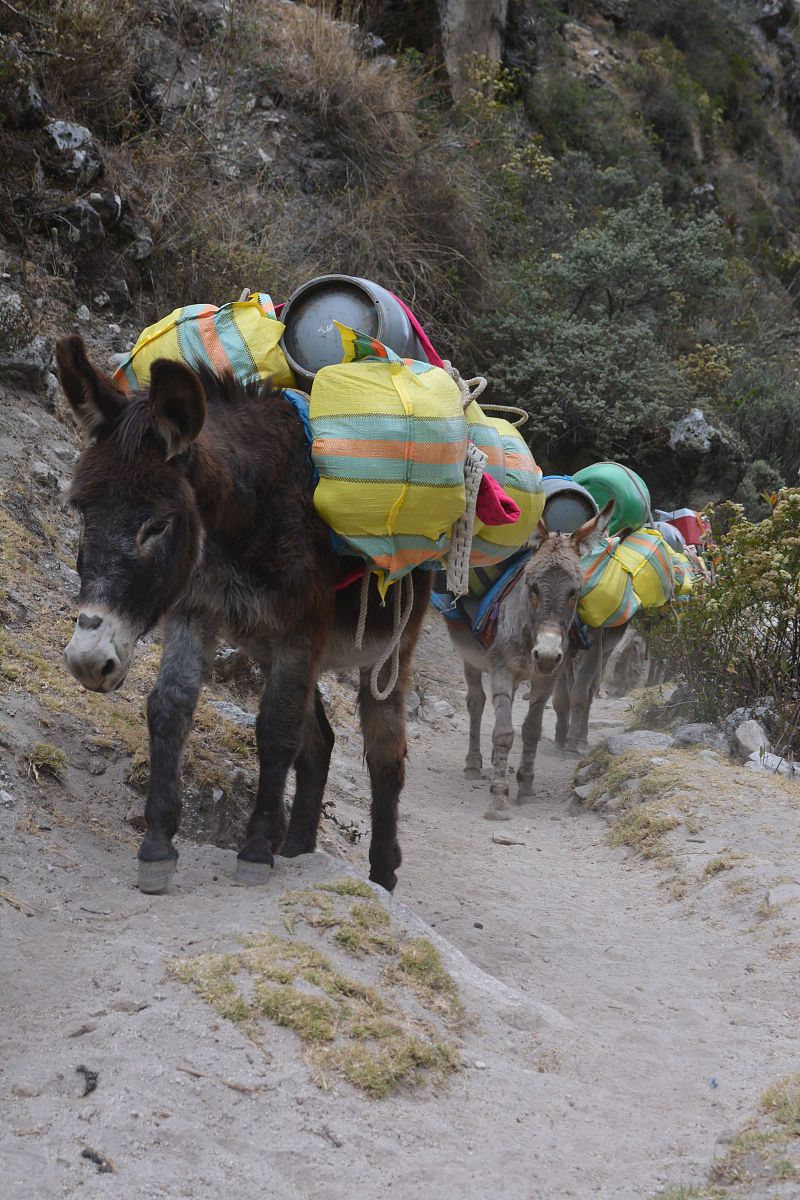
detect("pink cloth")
(389, 292), (445, 368)
(475, 472), (520, 526)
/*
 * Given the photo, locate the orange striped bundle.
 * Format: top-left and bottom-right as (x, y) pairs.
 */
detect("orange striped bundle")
(112, 293), (296, 393)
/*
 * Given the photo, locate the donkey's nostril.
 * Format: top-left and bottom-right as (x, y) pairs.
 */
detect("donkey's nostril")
(100, 658), (117, 678)
(78, 613), (103, 631)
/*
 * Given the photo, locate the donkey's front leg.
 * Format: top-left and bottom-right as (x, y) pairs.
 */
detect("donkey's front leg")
(486, 666), (515, 821)
(516, 687), (549, 803)
(138, 612), (218, 894)
(464, 662), (486, 778)
(237, 644), (319, 884)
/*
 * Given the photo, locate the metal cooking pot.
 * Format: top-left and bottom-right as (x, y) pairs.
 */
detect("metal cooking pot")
(280, 275), (426, 388)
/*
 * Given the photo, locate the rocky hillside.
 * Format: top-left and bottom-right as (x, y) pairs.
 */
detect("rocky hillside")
(4, 2), (800, 508)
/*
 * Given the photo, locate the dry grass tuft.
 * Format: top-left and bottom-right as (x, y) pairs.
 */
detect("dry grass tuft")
(169, 919), (462, 1099)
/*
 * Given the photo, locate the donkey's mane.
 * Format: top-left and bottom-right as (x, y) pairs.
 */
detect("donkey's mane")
(111, 368), (286, 463)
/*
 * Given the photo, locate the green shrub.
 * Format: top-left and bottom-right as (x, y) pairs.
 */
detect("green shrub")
(653, 490), (800, 752)
(477, 187), (729, 462)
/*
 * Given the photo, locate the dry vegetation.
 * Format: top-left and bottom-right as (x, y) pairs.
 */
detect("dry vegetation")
(169, 878), (463, 1098)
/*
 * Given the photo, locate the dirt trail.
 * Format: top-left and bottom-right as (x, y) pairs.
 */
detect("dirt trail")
(3, 623), (800, 1199)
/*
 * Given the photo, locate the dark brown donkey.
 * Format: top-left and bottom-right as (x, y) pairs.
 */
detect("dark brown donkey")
(56, 335), (430, 894)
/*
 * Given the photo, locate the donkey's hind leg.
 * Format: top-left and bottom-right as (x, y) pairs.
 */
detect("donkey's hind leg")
(464, 662), (486, 779)
(358, 666), (409, 893)
(281, 686), (334, 859)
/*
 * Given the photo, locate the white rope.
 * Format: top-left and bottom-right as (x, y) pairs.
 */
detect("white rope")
(354, 568), (370, 651)
(442, 359), (488, 410)
(369, 572), (415, 701)
(353, 571), (416, 701)
(447, 441), (487, 597)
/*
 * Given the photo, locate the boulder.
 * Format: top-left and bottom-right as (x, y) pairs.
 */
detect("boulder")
(605, 730), (674, 756)
(44, 121), (104, 187)
(733, 720), (770, 759)
(672, 723), (731, 754)
(0, 336), (54, 389)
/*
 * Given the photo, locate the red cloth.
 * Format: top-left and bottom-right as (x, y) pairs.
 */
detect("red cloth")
(475, 472), (520, 526)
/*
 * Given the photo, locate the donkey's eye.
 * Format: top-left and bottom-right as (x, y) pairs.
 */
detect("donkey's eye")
(136, 518), (171, 552)
(568, 587), (577, 600)
(529, 582), (540, 596)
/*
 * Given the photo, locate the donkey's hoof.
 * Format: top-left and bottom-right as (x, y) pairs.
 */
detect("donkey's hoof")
(279, 837), (314, 860)
(484, 807), (512, 821)
(137, 857), (176, 894)
(515, 782), (534, 803)
(464, 766), (483, 780)
(235, 856), (274, 886)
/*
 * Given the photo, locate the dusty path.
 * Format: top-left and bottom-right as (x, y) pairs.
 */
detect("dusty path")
(397, 691), (800, 1197)
(3, 623), (800, 1199)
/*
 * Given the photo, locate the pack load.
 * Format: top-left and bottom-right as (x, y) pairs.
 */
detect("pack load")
(310, 326), (468, 588)
(577, 536), (641, 628)
(669, 548), (694, 598)
(112, 293), (295, 393)
(614, 527), (675, 610)
(114, 290), (544, 595)
(573, 462), (652, 536)
(310, 323), (543, 590)
(462, 398), (544, 568)
(653, 507), (709, 549)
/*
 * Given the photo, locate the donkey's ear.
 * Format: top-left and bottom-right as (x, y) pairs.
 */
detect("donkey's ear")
(56, 335), (127, 438)
(148, 359), (207, 460)
(571, 499), (615, 557)
(528, 516), (550, 553)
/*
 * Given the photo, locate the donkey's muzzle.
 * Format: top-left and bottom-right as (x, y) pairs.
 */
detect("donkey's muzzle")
(533, 647), (564, 674)
(532, 626), (565, 675)
(64, 609), (135, 693)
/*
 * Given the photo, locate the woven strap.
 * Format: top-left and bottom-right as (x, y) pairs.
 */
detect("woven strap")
(447, 442), (488, 598)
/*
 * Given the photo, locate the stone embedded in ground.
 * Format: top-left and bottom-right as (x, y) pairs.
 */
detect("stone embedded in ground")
(572, 783), (595, 803)
(0, 291), (29, 352)
(672, 723), (731, 753)
(53, 199), (105, 247)
(767, 882), (800, 907)
(44, 120), (104, 187)
(575, 761), (602, 785)
(746, 750), (799, 776)
(734, 720), (770, 759)
(0, 335), (54, 388)
(605, 730), (675, 756)
(209, 700), (256, 728)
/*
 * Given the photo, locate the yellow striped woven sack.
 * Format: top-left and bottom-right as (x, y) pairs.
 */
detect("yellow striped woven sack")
(112, 292), (295, 393)
(578, 537), (641, 628)
(310, 327), (467, 591)
(463, 400), (544, 567)
(614, 528), (674, 610)
(669, 548), (693, 598)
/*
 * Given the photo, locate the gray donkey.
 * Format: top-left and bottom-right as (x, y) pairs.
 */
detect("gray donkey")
(446, 503), (614, 819)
